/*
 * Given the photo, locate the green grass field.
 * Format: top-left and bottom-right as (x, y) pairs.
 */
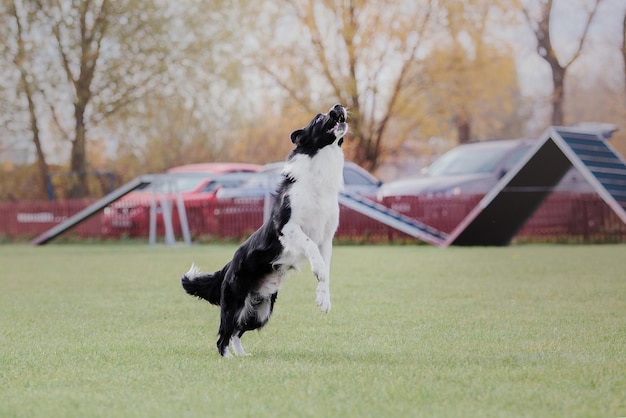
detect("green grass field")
(1, 243), (625, 417)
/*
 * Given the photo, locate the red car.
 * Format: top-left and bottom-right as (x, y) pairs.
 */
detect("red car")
(102, 163), (261, 238)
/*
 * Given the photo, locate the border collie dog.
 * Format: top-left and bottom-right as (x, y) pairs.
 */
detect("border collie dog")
(181, 104), (348, 357)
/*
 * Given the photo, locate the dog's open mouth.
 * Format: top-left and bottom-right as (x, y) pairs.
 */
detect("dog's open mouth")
(329, 105), (347, 123)
(328, 119), (346, 130)
(327, 105), (348, 135)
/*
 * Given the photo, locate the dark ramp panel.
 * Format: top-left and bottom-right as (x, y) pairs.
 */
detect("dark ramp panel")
(446, 138), (572, 246)
(31, 175), (152, 245)
(556, 129), (626, 215)
(338, 192), (447, 246)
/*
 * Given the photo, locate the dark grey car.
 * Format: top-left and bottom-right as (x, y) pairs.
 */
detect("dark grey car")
(378, 138), (594, 199)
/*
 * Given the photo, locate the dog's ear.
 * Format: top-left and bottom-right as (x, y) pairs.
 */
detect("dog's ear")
(290, 129), (304, 144)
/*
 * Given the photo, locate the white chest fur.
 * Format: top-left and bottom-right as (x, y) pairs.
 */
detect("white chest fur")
(283, 145), (344, 244)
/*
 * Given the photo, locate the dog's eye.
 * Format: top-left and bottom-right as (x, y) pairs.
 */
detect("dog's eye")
(315, 114), (324, 123)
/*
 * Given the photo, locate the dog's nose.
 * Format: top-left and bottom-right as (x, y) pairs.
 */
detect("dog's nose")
(329, 104), (346, 122)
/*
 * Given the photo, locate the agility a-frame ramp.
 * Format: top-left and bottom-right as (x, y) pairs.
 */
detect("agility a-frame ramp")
(31, 176), (151, 245)
(340, 126), (626, 247)
(338, 192), (448, 246)
(31, 174), (194, 246)
(444, 126), (626, 246)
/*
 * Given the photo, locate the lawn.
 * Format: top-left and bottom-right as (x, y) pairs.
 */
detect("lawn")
(0, 243), (625, 417)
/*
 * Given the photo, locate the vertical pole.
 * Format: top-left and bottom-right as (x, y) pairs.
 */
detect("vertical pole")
(46, 174), (55, 200)
(160, 178), (176, 246)
(149, 178), (158, 246)
(175, 189), (192, 245)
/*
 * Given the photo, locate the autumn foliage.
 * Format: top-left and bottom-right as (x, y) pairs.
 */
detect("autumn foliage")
(0, 0), (624, 200)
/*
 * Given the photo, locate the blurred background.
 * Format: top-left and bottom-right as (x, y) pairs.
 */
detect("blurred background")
(1, 0), (625, 243)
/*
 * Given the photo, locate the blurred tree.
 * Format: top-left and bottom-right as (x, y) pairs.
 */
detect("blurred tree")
(223, 106), (313, 164)
(521, 0), (603, 125)
(255, 0), (435, 171)
(109, 95), (233, 182)
(1, 0), (50, 199)
(253, 0), (522, 168)
(39, 0), (177, 198)
(103, 1), (264, 183)
(0, 0), (249, 198)
(422, 48), (522, 143)
(420, 0), (522, 143)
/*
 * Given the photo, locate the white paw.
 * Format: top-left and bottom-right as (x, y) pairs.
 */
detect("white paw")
(231, 337), (250, 357)
(316, 283), (331, 313)
(222, 347), (233, 359)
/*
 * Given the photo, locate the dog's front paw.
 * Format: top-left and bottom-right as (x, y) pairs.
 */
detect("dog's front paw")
(316, 282), (331, 313)
(311, 262), (326, 283)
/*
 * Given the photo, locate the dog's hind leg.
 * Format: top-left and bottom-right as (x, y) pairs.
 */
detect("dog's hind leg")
(217, 313), (239, 357)
(217, 288), (238, 358)
(217, 332), (233, 358)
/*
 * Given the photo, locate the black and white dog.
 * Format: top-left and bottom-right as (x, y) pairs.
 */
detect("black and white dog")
(181, 104), (348, 357)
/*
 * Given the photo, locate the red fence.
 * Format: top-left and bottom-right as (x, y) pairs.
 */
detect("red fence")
(0, 199), (102, 241)
(380, 193), (626, 243)
(1, 193), (624, 243)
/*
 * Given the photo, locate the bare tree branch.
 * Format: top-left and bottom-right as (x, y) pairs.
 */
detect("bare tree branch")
(521, 0), (603, 125)
(377, 1), (432, 133)
(296, 0), (345, 101)
(256, 62), (315, 112)
(8, 0), (50, 198)
(563, 0), (601, 69)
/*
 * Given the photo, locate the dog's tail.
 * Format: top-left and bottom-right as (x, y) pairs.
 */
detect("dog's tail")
(180, 263), (225, 305)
